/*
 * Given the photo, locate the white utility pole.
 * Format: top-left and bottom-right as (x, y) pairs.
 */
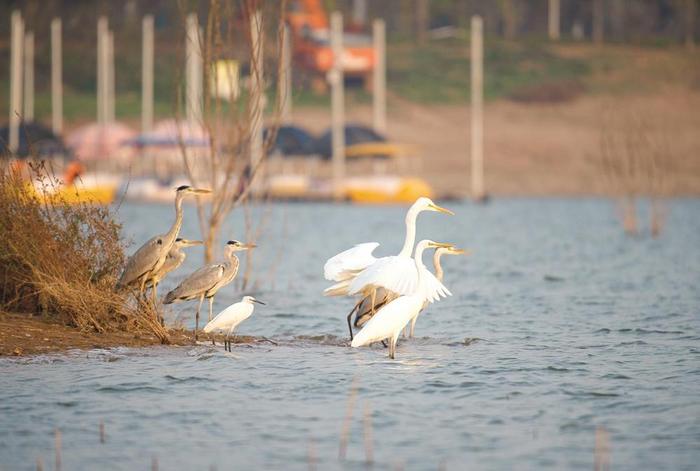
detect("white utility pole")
(142, 15), (154, 133)
(106, 30), (115, 123)
(97, 16), (108, 124)
(9, 11), (24, 153)
(279, 23), (292, 122)
(250, 10), (264, 172)
(186, 13), (202, 127)
(372, 18), (386, 134)
(23, 31), (34, 122)
(470, 16), (485, 201)
(330, 12), (346, 200)
(352, 0), (367, 27)
(548, 0), (560, 40)
(51, 18), (63, 135)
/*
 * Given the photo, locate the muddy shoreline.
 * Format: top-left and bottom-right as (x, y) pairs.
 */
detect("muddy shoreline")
(0, 313), (259, 356)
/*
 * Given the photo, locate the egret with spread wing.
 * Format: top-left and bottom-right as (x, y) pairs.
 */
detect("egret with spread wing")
(407, 246), (468, 338)
(117, 185), (211, 301)
(351, 240), (453, 359)
(164, 240), (255, 339)
(203, 296), (265, 351)
(323, 197), (453, 340)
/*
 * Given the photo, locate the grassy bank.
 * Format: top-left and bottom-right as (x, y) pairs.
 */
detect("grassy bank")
(1, 35), (698, 124)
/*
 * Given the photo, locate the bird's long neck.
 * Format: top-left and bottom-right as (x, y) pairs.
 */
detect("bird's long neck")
(165, 195), (185, 245)
(433, 250), (445, 282)
(413, 242), (429, 291)
(399, 205), (419, 257)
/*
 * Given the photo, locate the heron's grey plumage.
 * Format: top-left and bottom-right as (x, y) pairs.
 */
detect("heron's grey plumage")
(145, 239), (202, 290)
(163, 240), (252, 339)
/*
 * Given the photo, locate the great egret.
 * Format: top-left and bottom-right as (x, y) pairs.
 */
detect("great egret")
(203, 296), (265, 351)
(144, 238), (203, 302)
(323, 197), (453, 339)
(117, 185), (211, 298)
(163, 240), (255, 339)
(353, 246), (468, 337)
(351, 240), (453, 359)
(407, 246), (468, 338)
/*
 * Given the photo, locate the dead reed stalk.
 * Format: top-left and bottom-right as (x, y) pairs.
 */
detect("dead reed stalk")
(338, 376), (360, 460)
(0, 162), (169, 342)
(594, 425), (610, 471)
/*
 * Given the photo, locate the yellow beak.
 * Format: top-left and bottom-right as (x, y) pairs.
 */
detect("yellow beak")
(428, 203), (454, 215)
(449, 247), (470, 255)
(428, 241), (454, 249)
(191, 188), (213, 195)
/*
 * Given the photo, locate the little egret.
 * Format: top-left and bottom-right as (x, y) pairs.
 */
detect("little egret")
(407, 246), (468, 338)
(203, 296), (265, 351)
(323, 197), (453, 339)
(163, 240), (255, 339)
(351, 240), (453, 359)
(117, 185), (211, 299)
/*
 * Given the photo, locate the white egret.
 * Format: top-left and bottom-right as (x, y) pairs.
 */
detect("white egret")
(164, 240), (255, 339)
(323, 197), (453, 339)
(351, 240), (453, 359)
(407, 246), (468, 338)
(203, 296), (265, 351)
(117, 185), (211, 299)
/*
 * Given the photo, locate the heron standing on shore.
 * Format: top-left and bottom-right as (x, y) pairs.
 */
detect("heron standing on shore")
(117, 185), (211, 300)
(164, 240), (255, 339)
(144, 238), (203, 300)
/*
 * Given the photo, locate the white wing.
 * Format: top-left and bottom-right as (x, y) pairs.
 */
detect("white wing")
(419, 266), (452, 303)
(348, 255), (418, 297)
(324, 243), (379, 281)
(351, 295), (423, 347)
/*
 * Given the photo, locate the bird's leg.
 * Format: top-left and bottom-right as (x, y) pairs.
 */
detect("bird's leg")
(195, 295), (204, 341)
(346, 300), (362, 341)
(208, 297), (214, 322)
(381, 340), (388, 348)
(139, 276), (148, 300)
(409, 316), (417, 338)
(370, 288), (377, 315)
(389, 336), (397, 359)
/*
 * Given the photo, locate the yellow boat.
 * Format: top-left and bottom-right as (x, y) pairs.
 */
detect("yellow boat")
(344, 176), (434, 204)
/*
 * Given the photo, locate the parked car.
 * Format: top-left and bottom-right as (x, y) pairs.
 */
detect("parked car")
(315, 124), (402, 160)
(264, 125), (318, 157)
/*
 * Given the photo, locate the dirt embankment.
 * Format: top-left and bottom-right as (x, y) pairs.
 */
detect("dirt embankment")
(292, 90), (700, 197)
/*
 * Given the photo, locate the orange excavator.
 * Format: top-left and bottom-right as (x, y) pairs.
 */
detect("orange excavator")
(286, 0), (375, 92)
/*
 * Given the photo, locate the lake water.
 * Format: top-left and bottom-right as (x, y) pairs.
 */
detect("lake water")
(1, 199), (699, 470)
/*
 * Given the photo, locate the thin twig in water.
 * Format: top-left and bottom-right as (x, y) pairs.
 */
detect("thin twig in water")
(308, 438), (317, 471)
(363, 401), (374, 466)
(338, 375), (359, 460)
(594, 425), (610, 471)
(54, 428), (61, 471)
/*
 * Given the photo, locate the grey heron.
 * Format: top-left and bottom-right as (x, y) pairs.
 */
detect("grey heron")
(117, 185), (211, 300)
(163, 240), (255, 339)
(203, 296), (265, 351)
(144, 238), (203, 301)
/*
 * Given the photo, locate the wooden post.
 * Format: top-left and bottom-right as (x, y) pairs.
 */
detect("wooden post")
(352, 0), (367, 27)
(330, 12), (346, 200)
(593, 0), (604, 44)
(97, 16), (108, 124)
(142, 15), (154, 132)
(106, 30), (115, 123)
(372, 19), (386, 135)
(279, 23), (292, 123)
(249, 10), (264, 172)
(23, 31), (34, 122)
(51, 18), (63, 136)
(186, 13), (202, 127)
(686, 0), (696, 49)
(9, 11), (24, 153)
(470, 16), (485, 201)
(548, 0), (560, 40)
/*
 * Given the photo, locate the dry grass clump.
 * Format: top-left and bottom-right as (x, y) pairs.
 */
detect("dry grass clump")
(0, 162), (169, 342)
